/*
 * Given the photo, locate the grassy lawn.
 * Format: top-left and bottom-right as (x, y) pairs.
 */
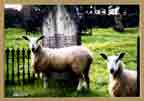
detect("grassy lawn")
(5, 27), (138, 97)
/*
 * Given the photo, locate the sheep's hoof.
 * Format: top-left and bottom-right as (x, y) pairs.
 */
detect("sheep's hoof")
(76, 87), (89, 93)
(76, 86), (88, 92)
(77, 81), (88, 91)
(77, 85), (81, 91)
(82, 82), (87, 89)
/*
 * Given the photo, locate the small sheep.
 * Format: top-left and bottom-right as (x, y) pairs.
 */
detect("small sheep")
(100, 53), (138, 97)
(22, 35), (93, 91)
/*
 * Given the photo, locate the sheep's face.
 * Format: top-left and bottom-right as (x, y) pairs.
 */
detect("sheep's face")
(100, 53), (125, 76)
(29, 37), (39, 51)
(22, 35), (44, 52)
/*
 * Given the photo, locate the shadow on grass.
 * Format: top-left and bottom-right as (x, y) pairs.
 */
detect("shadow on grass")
(5, 78), (107, 97)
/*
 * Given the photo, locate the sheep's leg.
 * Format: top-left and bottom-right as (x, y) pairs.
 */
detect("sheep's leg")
(77, 78), (83, 91)
(83, 71), (90, 90)
(83, 58), (92, 90)
(77, 74), (87, 91)
(71, 62), (87, 91)
(43, 74), (48, 88)
(84, 74), (90, 89)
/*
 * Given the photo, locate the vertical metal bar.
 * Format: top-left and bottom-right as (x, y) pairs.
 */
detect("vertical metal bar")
(33, 72), (35, 83)
(27, 49), (31, 82)
(11, 48), (15, 84)
(22, 48), (25, 84)
(6, 48), (9, 84)
(17, 48), (20, 85)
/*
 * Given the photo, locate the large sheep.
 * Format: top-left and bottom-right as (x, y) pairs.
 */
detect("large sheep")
(100, 53), (138, 97)
(22, 35), (93, 91)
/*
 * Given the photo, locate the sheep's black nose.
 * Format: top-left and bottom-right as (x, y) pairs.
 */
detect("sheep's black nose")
(110, 69), (114, 74)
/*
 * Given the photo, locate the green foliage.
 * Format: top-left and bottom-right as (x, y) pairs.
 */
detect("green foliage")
(5, 27), (138, 97)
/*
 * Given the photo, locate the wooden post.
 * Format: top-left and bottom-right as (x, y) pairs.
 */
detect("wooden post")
(137, 36), (140, 96)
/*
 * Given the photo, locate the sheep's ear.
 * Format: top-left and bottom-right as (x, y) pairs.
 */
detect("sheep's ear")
(100, 53), (107, 60)
(117, 53), (125, 60)
(36, 35), (45, 43)
(22, 36), (30, 41)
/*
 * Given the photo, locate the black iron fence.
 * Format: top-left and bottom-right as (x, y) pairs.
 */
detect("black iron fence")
(5, 48), (39, 85)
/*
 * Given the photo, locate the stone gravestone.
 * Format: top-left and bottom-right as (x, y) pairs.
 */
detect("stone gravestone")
(113, 14), (124, 32)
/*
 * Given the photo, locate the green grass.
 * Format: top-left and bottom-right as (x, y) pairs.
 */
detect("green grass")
(5, 28), (41, 49)
(5, 27), (138, 97)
